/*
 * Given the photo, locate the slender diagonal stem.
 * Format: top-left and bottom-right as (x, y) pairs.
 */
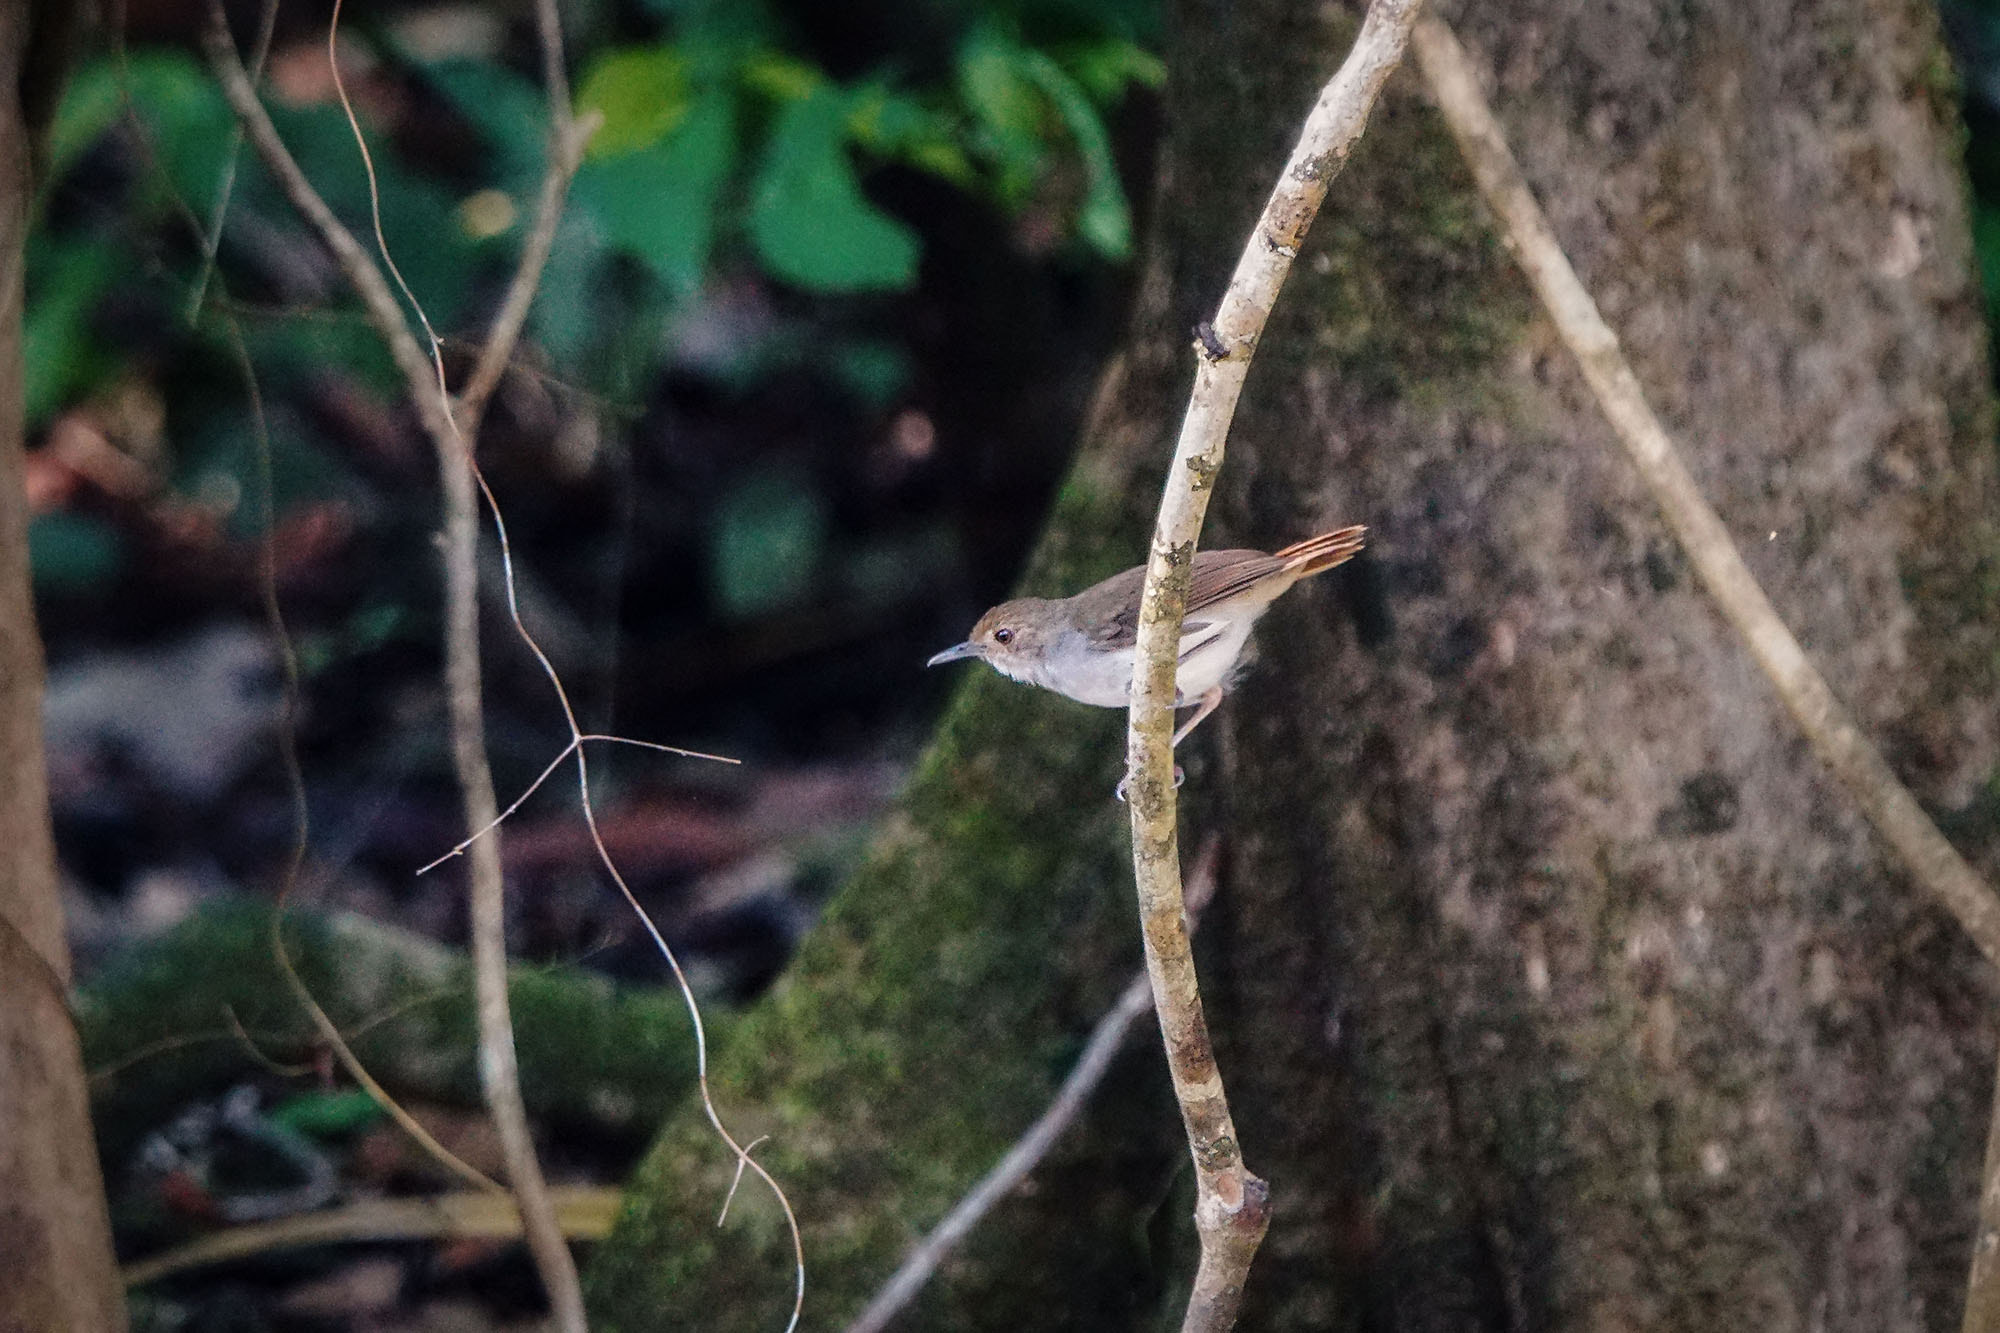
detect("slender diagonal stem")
(845, 839), (1223, 1333)
(458, 0), (597, 428)
(199, 12), (443, 436)
(1406, 15), (2000, 1330)
(1408, 15), (2000, 973)
(122, 1187), (623, 1288)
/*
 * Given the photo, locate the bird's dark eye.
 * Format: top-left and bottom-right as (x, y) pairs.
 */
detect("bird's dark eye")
(993, 627), (1014, 645)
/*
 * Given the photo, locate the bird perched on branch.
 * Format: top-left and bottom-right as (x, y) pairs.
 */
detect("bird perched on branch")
(928, 526), (1365, 791)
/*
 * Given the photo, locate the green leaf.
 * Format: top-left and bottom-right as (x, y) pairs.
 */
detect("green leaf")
(253, 103), (480, 327)
(747, 88), (919, 292)
(710, 470), (826, 617)
(1055, 39), (1166, 103)
(1975, 200), (2000, 313)
(1014, 50), (1133, 259)
(957, 28), (1046, 200)
(830, 339), (910, 407)
(577, 47), (692, 159)
(575, 90), (737, 295)
(740, 51), (825, 103)
(88, 52), (236, 210)
(269, 1090), (385, 1138)
(44, 60), (125, 186)
(24, 236), (119, 425)
(527, 211), (607, 371)
(846, 86), (976, 187)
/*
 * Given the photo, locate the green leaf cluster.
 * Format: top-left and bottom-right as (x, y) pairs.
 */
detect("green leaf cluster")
(565, 9), (1162, 292)
(25, 2), (1161, 605)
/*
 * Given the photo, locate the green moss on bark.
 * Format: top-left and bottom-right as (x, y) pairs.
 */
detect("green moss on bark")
(586, 410), (1178, 1326)
(81, 899), (703, 1170)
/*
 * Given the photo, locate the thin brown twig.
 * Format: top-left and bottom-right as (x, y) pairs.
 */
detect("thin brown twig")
(417, 734), (738, 877)
(220, 301), (507, 1198)
(1970, 1078), (2000, 1333)
(457, 0), (597, 427)
(1122, 3), (1425, 1328)
(121, 1186), (624, 1288)
(89, 1028), (277, 1086)
(1404, 14), (2000, 1330)
(1407, 16), (2000, 968)
(87, 983), (457, 1086)
(116, 9), (508, 1202)
(185, 0), (277, 324)
(199, 8), (448, 443)
(203, 7), (804, 1325)
(319, 0), (586, 1322)
(221, 1004), (317, 1078)
(844, 837), (1223, 1333)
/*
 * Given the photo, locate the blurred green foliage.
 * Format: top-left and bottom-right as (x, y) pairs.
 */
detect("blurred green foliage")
(25, 0), (1161, 617)
(32, 0), (1158, 416)
(25, 509), (124, 591)
(559, 9), (1160, 292)
(711, 466), (828, 616)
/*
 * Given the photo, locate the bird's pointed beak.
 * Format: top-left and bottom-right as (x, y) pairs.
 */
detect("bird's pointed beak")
(927, 641), (981, 667)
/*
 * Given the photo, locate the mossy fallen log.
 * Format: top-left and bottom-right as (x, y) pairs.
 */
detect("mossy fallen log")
(81, 897), (705, 1172)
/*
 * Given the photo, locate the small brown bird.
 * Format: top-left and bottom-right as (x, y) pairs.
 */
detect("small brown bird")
(928, 525), (1365, 757)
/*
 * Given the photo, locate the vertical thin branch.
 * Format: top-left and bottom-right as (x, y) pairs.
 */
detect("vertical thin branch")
(203, 4), (594, 1323)
(319, 0), (588, 1321)
(116, 10), (509, 1201)
(0, 0), (126, 1323)
(458, 0), (593, 428)
(204, 7), (804, 1324)
(1405, 14), (2000, 1328)
(199, 12), (444, 437)
(440, 414), (590, 1329)
(1124, 3), (1425, 1328)
(185, 0), (276, 324)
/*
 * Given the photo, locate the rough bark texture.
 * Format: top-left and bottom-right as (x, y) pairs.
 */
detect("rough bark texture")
(589, 1), (2000, 1328)
(0, 2), (127, 1328)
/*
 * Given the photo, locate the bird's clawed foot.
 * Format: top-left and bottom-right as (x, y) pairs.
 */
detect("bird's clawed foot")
(1114, 765), (1185, 803)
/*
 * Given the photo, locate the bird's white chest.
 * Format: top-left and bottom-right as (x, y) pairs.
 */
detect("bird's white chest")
(1005, 615), (1259, 709)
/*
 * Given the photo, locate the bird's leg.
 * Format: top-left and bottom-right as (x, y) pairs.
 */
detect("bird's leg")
(1115, 687), (1224, 801)
(1170, 686), (1225, 747)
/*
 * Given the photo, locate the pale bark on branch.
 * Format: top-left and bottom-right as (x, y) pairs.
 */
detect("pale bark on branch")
(1123, 2), (1426, 1327)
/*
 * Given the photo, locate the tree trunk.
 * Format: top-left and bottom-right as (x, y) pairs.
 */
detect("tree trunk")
(589, 1), (2000, 1328)
(0, 3), (127, 1330)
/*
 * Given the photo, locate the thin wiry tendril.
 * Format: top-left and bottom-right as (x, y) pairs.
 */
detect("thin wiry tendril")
(322, 4), (804, 1322)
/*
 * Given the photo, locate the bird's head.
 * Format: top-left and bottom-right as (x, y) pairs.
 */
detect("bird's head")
(926, 598), (1060, 680)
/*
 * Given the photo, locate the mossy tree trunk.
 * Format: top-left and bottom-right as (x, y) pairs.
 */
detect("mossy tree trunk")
(589, 1), (2000, 1328)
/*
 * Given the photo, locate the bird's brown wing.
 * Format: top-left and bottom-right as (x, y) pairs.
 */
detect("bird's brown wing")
(1085, 550), (1278, 650)
(1187, 549), (1294, 609)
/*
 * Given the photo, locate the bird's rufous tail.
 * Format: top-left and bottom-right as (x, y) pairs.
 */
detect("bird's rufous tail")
(1275, 525), (1366, 578)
